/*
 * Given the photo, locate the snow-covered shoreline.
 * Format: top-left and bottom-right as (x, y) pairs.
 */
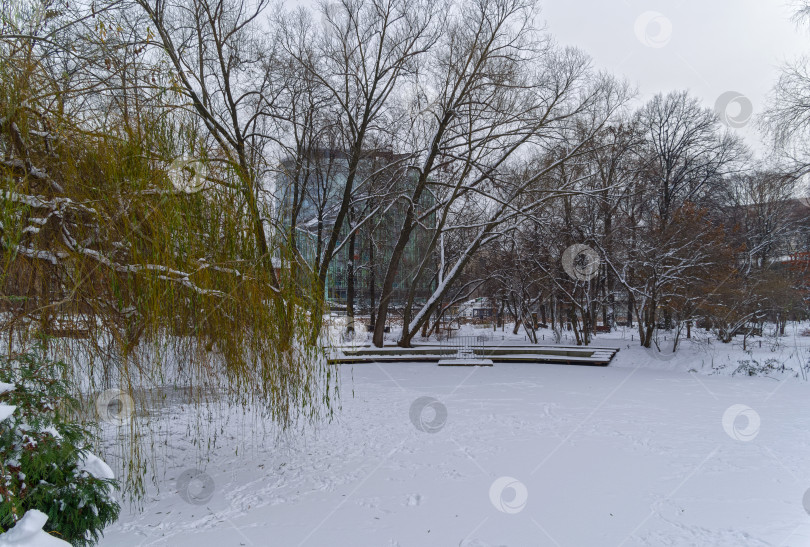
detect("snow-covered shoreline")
(99, 326), (810, 546)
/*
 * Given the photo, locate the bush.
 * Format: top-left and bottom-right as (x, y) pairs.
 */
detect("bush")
(732, 358), (785, 377)
(0, 347), (120, 546)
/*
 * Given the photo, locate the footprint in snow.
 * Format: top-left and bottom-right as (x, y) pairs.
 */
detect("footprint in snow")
(406, 493), (424, 506)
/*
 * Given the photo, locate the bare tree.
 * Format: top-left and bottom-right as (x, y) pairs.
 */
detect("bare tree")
(279, 0), (443, 337)
(368, 0), (630, 346)
(761, 4), (810, 177)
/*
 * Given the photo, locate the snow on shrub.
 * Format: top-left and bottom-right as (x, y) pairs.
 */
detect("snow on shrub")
(0, 509), (70, 546)
(0, 347), (120, 546)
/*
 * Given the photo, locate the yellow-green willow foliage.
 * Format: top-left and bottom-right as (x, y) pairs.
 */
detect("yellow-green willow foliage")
(0, 10), (335, 500)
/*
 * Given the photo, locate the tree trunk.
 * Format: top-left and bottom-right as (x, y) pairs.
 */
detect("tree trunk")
(569, 307), (582, 345)
(346, 223), (356, 333)
(627, 289), (634, 328)
(663, 307), (673, 330)
(369, 238), (376, 330)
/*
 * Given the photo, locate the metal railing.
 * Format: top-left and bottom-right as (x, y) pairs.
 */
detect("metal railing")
(440, 335), (488, 359)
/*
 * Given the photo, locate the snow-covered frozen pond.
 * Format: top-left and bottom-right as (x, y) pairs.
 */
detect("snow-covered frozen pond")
(103, 361), (810, 546)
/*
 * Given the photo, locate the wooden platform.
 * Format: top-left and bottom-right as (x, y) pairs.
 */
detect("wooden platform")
(437, 358), (494, 367)
(329, 345), (618, 366)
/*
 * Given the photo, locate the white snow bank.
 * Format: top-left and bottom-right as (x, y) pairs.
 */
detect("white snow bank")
(79, 451), (115, 481)
(101, 362), (810, 546)
(0, 382), (14, 395)
(0, 404), (15, 422)
(0, 510), (70, 546)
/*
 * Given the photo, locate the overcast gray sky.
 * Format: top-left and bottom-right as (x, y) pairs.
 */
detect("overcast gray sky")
(541, 0), (808, 154)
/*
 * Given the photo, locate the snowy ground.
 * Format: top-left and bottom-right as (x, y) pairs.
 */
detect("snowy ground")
(100, 324), (810, 546)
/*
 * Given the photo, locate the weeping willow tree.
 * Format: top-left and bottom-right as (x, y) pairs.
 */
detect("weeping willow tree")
(0, 0), (335, 499)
